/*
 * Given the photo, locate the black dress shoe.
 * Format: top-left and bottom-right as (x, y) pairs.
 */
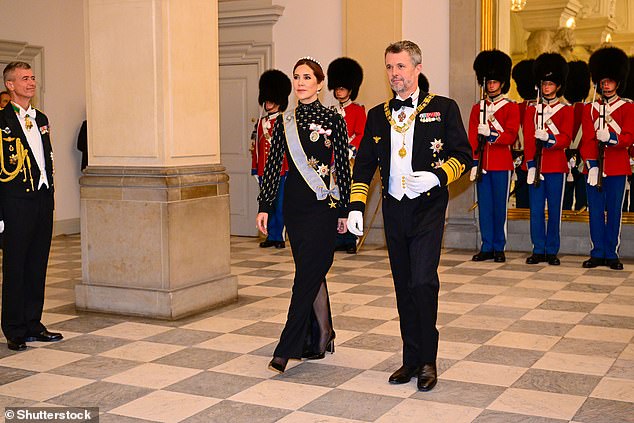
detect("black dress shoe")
(417, 363), (437, 391)
(25, 330), (63, 342)
(493, 251), (506, 263)
(526, 254), (546, 264)
(606, 259), (624, 270)
(274, 241), (286, 249)
(346, 244), (357, 254)
(472, 251), (494, 262)
(388, 365), (421, 384)
(268, 357), (288, 373)
(259, 240), (276, 248)
(582, 257), (605, 268)
(6, 338), (26, 351)
(546, 254), (560, 265)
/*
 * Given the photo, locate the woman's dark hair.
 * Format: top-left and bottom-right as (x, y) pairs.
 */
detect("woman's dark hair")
(293, 58), (325, 83)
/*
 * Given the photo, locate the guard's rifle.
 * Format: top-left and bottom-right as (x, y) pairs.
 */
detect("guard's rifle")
(533, 85), (544, 188)
(475, 79), (487, 183)
(597, 103), (606, 191)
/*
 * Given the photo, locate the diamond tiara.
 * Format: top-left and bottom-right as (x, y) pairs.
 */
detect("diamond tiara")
(298, 56), (322, 68)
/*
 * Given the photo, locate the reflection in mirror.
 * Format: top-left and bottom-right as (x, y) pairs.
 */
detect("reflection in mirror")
(497, 0), (634, 223)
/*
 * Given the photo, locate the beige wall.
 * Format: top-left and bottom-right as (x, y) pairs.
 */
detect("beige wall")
(0, 0), (85, 231)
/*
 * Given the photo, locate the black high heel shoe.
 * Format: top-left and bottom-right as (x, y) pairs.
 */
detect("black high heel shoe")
(268, 357), (288, 373)
(305, 332), (335, 360)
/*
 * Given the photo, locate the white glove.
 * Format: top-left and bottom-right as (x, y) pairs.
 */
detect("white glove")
(253, 175), (260, 184)
(535, 129), (549, 141)
(587, 167), (599, 186)
(347, 210), (364, 236)
(405, 171), (440, 193)
(527, 167), (535, 185)
(477, 123), (490, 137)
(0, 220), (4, 234)
(596, 127), (610, 143)
(469, 166), (478, 182)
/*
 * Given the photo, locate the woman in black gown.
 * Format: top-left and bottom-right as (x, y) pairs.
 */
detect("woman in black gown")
(256, 57), (351, 373)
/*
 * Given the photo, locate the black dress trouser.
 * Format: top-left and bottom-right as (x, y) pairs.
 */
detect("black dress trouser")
(382, 191), (447, 366)
(1, 188), (54, 339)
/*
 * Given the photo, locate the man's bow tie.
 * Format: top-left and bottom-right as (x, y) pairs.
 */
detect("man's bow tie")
(389, 97), (414, 111)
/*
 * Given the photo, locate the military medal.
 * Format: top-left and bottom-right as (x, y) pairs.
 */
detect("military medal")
(384, 94), (435, 159)
(397, 110), (406, 122)
(310, 131), (320, 142)
(24, 115), (33, 131)
(324, 138), (331, 148)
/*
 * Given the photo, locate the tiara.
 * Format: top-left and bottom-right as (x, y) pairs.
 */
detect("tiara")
(298, 56), (322, 67)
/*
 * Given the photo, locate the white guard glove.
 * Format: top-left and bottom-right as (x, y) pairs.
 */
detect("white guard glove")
(596, 127), (610, 143)
(405, 171), (440, 194)
(347, 210), (364, 236)
(0, 220), (4, 234)
(527, 167), (536, 185)
(587, 167), (599, 186)
(477, 123), (491, 137)
(469, 166), (478, 182)
(535, 128), (549, 142)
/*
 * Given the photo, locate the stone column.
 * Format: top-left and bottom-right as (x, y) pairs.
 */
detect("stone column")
(76, 0), (237, 319)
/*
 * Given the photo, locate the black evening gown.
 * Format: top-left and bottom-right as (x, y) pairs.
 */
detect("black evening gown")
(258, 100), (351, 358)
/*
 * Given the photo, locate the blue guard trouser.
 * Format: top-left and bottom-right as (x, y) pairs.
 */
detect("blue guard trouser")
(528, 173), (565, 255)
(477, 170), (511, 253)
(586, 175), (626, 260)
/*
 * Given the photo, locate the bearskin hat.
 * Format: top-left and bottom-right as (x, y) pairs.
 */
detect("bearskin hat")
(564, 61), (591, 103)
(618, 57), (634, 99)
(512, 59), (537, 101)
(589, 47), (629, 90)
(258, 69), (292, 111)
(327, 57), (364, 101)
(473, 49), (512, 94)
(533, 53), (569, 96)
(419, 73), (430, 93)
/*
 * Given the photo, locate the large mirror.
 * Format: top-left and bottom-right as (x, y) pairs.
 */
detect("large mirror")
(485, 0), (634, 223)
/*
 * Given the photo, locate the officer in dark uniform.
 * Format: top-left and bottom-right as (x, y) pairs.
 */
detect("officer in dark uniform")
(0, 62), (62, 351)
(347, 40), (471, 391)
(580, 47), (634, 270)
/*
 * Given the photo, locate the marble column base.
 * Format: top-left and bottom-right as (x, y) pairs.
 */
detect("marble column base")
(76, 165), (238, 320)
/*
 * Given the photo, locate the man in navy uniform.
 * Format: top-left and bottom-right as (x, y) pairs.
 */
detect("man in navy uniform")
(347, 40), (471, 391)
(0, 62), (62, 351)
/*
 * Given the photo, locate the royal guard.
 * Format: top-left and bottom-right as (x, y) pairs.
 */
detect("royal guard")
(251, 69), (291, 248)
(469, 49), (520, 262)
(562, 60), (591, 211)
(580, 47), (634, 270)
(511, 59), (538, 208)
(523, 53), (573, 265)
(327, 57), (366, 253)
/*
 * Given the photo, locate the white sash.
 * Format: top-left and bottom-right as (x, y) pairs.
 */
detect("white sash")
(592, 100), (624, 134)
(283, 109), (340, 201)
(485, 99), (510, 133)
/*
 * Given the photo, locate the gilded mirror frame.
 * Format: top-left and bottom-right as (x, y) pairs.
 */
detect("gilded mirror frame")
(480, 0), (634, 224)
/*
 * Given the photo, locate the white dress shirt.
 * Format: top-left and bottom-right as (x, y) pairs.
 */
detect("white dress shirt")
(388, 87), (420, 200)
(13, 102), (49, 189)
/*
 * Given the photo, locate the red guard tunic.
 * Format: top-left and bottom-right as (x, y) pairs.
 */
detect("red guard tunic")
(335, 100), (366, 151)
(523, 99), (574, 173)
(468, 97), (520, 170)
(580, 97), (634, 175)
(251, 112), (288, 176)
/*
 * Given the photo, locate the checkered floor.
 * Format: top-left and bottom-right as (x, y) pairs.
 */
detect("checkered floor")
(0, 234), (633, 422)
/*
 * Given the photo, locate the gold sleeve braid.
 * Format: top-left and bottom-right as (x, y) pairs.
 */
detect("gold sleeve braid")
(439, 157), (465, 185)
(350, 181), (369, 204)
